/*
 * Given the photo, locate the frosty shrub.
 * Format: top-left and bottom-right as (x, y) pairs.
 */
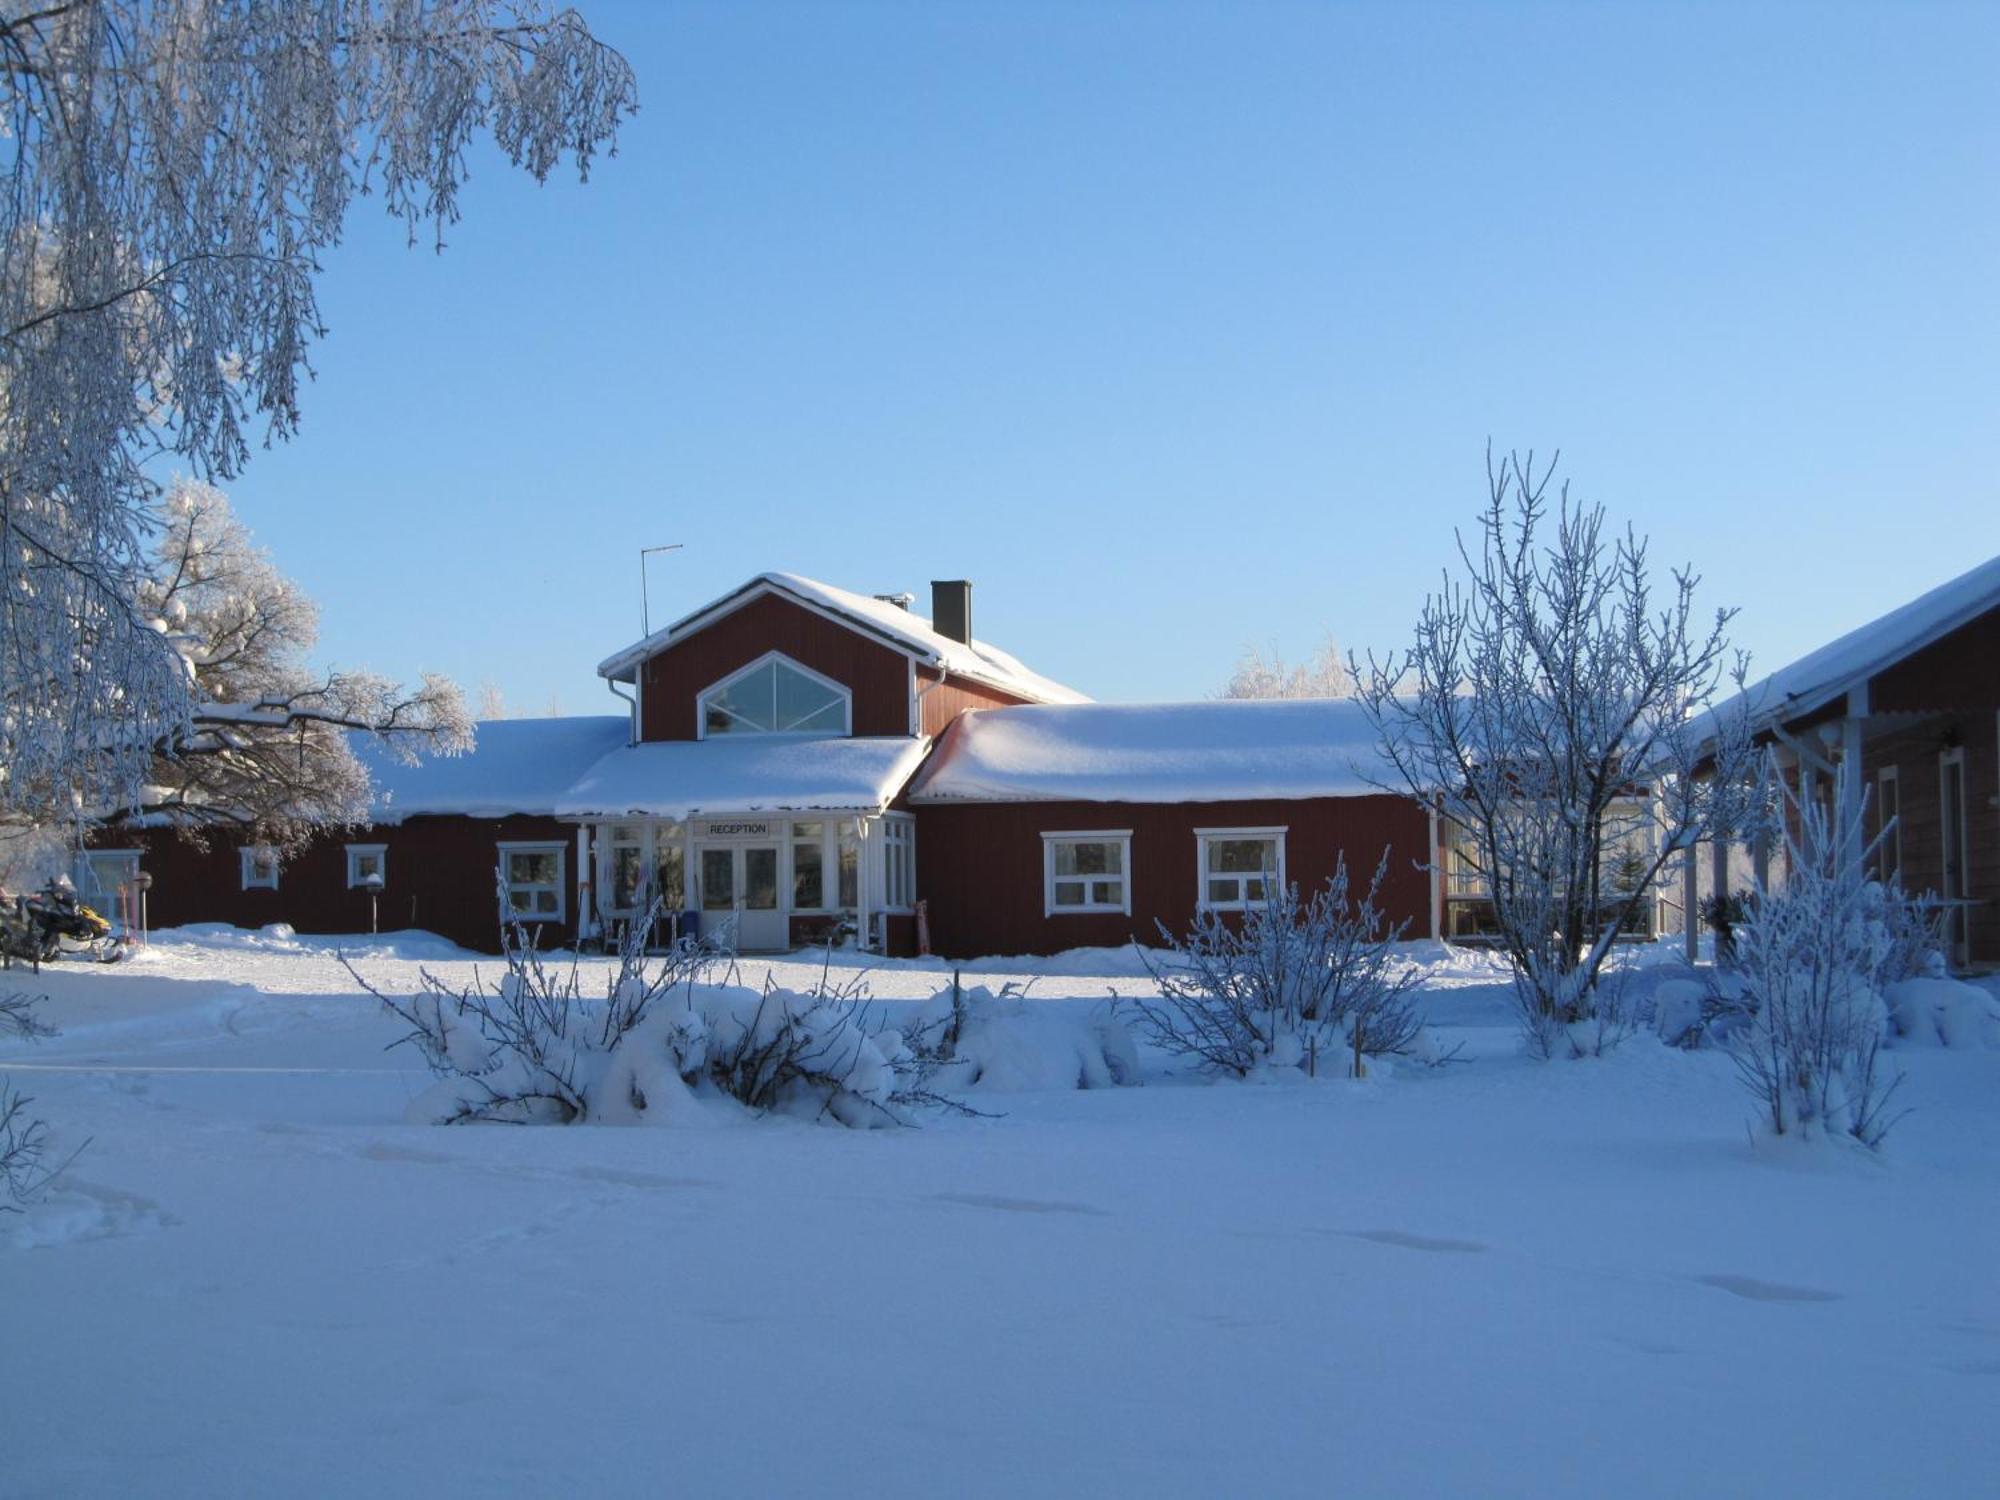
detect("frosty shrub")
(1728, 787), (1907, 1149)
(353, 910), (958, 1128)
(1866, 883), (1948, 989)
(1, 992), (63, 1207)
(1133, 851), (1428, 1078)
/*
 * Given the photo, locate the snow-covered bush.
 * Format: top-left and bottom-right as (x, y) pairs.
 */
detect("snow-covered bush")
(1885, 978), (2000, 1051)
(1728, 789), (1906, 1148)
(354, 919), (956, 1128)
(905, 978), (1137, 1091)
(1865, 882), (1948, 989)
(1133, 852), (1427, 1078)
(1, 993), (62, 1207)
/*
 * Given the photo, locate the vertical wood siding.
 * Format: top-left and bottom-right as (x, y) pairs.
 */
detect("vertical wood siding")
(1863, 710), (1999, 965)
(911, 796), (1433, 959)
(638, 593), (915, 741)
(96, 816), (583, 955)
(1871, 607), (2000, 714)
(915, 667), (1029, 738)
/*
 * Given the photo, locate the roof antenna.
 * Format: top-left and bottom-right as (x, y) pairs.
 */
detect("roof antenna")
(640, 544), (683, 637)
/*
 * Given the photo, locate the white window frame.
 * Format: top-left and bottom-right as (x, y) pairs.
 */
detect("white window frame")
(696, 650), (853, 740)
(240, 845), (280, 891)
(345, 843), (387, 890)
(79, 849), (141, 904)
(497, 841), (567, 924)
(1876, 766), (1901, 886)
(789, 819), (832, 914)
(1195, 827), (1287, 911)
(1042, 830), (1132, 916)
(882, 814), (918, 913)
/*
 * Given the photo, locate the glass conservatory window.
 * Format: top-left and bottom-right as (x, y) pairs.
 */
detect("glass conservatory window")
(700, 655), (850, 737)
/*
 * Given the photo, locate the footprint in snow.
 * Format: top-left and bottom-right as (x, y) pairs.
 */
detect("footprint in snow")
(1345, 1228), (1488, 1253)
(568, 1165), (718, 1191)
(357, 1141), (456, 1166)
(932, 1192), (1107, 1217)
(1695, 1273), (1842, 1303)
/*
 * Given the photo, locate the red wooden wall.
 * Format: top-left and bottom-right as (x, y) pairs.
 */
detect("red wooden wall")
(915, 666), (1027, 737)
(638, 593), (914, 741)
(96, 816), (582, 954)
(1862, 710), (1999, 966)
(912, 795), (1434, 959)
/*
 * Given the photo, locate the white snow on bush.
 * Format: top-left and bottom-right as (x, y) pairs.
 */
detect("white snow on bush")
(909, 983), (1137, 1091)
(1887, 977), (2000, 1050)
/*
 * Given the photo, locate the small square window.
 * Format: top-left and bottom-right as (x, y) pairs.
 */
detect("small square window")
(346, 845), (387, 889)
(498, 844), (566, 924)
(1043, 832), (1131, 915)
(240, 846), (280, 891)
(1196, 830), (1284, 910)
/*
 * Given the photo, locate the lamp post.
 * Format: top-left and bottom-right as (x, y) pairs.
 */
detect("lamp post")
(360, 870), (384, 935)
(132, 870), (153, 948)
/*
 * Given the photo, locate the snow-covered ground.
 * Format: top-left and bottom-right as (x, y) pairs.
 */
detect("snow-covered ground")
(3, 929), (1997, 1498)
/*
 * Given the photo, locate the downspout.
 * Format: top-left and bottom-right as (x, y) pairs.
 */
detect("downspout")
(911, 657), (945, 737)
(607, 675), (638, 745)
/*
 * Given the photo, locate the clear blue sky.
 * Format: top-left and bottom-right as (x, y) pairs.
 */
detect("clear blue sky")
(227, 0), (1998, 715)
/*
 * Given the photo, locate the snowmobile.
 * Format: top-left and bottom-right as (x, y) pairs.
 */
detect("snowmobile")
(1, 878), (127, 967)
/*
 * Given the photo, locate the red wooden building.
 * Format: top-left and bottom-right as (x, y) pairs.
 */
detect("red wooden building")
(86, 571), (1442, 958)
(1686, 554), (2000, 969)
(905, 700), (1435, 957)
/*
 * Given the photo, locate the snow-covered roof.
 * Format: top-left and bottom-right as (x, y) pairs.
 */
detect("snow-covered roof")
(906, 699), (1396, 805)
(1712, 552), (2000, 732)
(595, 572), (1089, 706)
(356, 717), (631, 822)
(555, 735), (932, 820)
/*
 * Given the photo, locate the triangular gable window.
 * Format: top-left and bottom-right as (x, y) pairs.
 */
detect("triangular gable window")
(700, 654), (851, 737)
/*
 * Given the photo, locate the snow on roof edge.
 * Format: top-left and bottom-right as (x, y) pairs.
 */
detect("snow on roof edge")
(1703, 551), (2000, 736)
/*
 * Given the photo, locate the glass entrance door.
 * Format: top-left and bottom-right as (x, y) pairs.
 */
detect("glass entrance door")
(737, 845), (784, 950)
(697, 844), (787, 951)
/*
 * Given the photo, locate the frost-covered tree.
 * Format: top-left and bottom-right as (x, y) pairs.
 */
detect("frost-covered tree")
(1222, 635), (1354, 700)
(108, 480), (471, 851)
(1352, 448), (1757, 1055)
(0, 0), (635, 822)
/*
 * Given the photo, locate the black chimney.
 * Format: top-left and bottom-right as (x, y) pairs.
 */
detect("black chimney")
(931, 579), (972, 645)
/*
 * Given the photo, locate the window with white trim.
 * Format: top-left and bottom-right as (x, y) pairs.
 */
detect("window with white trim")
(240, 846), (280, 891)
(699, 653), (851, 738)
(1196, 828), (1285, 910)
(346, 844), (387, 889)
(792, 821), (827, 910)
(498, 843), (566, 922)
(1876, 767), (1901, 886)
(883, 817), (917, 911)
(1042, 831), (1131, 915)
